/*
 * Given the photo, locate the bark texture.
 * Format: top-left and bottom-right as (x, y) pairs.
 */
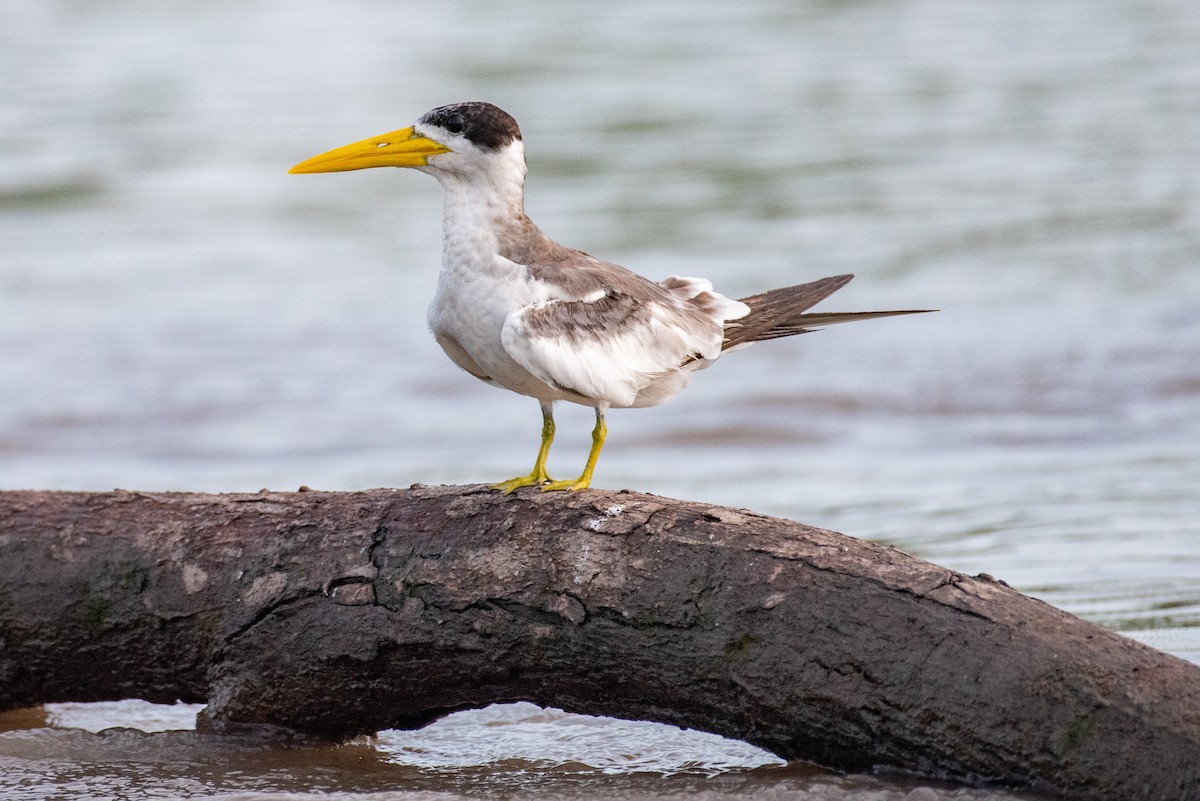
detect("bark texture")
(1, 485), (1197, 800)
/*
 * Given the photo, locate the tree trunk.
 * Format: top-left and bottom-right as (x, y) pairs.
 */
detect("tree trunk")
(1, 485), (1197, 800)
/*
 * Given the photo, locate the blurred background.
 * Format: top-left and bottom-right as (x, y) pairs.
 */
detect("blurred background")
(1, 0), (1198, 799)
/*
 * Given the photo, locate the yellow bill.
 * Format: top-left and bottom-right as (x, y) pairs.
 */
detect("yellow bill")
(288, 126), (451, 174)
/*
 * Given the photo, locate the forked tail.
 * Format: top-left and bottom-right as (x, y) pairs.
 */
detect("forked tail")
(723, 274), (933, 350)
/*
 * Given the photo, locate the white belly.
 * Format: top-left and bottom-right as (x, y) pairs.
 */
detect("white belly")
(427, 257), (567, 402)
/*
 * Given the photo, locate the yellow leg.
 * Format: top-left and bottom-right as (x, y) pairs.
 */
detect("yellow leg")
(542, 410), (606, 492)
(493, 405), (556, 493)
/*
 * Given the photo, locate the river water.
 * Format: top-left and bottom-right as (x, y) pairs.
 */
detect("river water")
(1, 0), (1198, 799)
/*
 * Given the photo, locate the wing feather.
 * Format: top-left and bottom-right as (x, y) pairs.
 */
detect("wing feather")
(726, 274), (934, 347)
(502, 288), (731, 408)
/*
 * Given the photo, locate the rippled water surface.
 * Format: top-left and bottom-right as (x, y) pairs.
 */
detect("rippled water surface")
(2, 0), (1199, 798)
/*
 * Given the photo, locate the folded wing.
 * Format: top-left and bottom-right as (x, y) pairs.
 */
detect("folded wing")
(502, 276), (748, 408)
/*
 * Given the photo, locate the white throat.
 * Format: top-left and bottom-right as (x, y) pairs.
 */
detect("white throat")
(423, 140), (529, 267)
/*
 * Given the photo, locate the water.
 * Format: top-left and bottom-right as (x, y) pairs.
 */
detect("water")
(1, 0), (1198, 798)
(0, 702), (1026, 801)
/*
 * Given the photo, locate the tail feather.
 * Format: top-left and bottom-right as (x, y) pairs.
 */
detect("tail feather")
(723, 274), (934, 350)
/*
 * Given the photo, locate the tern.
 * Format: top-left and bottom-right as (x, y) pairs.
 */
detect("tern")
(290, 102), (931, 492)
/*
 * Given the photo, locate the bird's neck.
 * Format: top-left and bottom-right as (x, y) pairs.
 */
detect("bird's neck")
(435, 148), (535, 275)
(440, 176), (525, 246)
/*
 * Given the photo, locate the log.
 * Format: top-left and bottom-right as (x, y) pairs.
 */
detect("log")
(0, 485), (1197, 800)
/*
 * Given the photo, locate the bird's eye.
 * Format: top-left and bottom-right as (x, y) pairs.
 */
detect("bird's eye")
(444, 113), (465, 134)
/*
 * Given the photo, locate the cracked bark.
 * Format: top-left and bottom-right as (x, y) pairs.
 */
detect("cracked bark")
(1, 485), (1198, 800)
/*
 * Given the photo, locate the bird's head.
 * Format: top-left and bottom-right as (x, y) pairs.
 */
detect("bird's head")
(289, 101), (524, 181)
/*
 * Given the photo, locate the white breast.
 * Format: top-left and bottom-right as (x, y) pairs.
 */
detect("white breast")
(427, 251), (568, 401)
(423, 148), (574, 402)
